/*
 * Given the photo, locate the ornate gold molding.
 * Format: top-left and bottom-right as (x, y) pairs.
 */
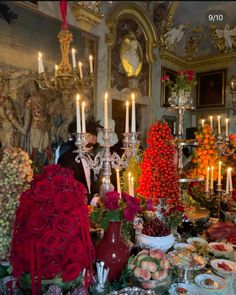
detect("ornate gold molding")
(105, 3), (158, 64)
(72, 2), (103, 32)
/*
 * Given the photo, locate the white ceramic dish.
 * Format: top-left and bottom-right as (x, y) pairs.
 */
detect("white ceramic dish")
(208, 242), (233, 257)
(211, 259), (236, 278)
(174, 243), (195, 251)
(169, 283), (199, 295)
(136, 232), (175, 252)
(186, 237), (208, 245)
(194, 273), (226, 290)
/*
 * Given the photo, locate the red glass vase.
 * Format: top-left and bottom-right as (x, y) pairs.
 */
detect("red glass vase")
(96, 221), (130, 282)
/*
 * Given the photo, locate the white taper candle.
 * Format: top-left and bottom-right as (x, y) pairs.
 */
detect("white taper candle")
(81, 101), (86, 133)
(125, 101), (129, 133)
(72, 48), (76, 68)
(78, 61), (83, 79)
(104, 92), (108, 129)
(131, 93), (136, 132)
(206, 166), (210, 193)
(76, 94), (81, 133)
(89, 55), (93, 74)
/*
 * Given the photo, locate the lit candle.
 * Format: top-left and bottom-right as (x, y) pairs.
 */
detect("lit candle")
(38, 52), (44, 73)
(217, 161), (222, 186)
(210, 166), (214, 190)
(128, 172), (131, 195)
(206, 166), (210, 193)
(125, 101), (129, 133)
(116, 169), (121, 194)
(229, 167), (233, 192)
(71, 48), (76, 68)
(226, 168), (230, 194)
(201, 119), (205, 128)
(217, 116), (221, 135)
(225, 118), (229, 137)
(130, 176), (134, 197)
(104, 92), (108, 129)
(131, 93), (136, 132)
(76, 94), (81, 133)
(81, 101), (86, 133)
(210, 116), (213, 129)
(78, 61), (83, 79)
(55, 65), (58, 75)
(89, 55), (93, 74)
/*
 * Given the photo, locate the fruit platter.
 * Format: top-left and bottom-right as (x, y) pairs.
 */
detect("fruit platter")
(128, 249), (171, 290)
(135, 217), (175, 252)
(208, 242), (233, 257)
(210, 259), (236, 278)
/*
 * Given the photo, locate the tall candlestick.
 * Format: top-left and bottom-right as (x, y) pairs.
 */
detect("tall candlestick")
(201, 119), (205, 128)
(116, 169), (121, 194)
(81, 102), (86, 133)
(104, 92), (108, 129)
(206, 166), (210, 193)
(89, 55), (93, 74)
(76, 94), (81, 133)
(128, 172), (131, 195)
(217, 161), (222, 186)
(217, 116), (221, 135)
(78, 61), (83, 79)
(38, 52), (44, 73)
(130, 176), (134, 197)
(210, 116), (213, 129)
(229, 167), (233, 192)
(225, 118), (229, 137)
(210, 166), (214, 190)
(226, 168), (230, 194)
(125, 101), (129, 133)
(71, 48), (76, 68)
(131, 93), (136, 132)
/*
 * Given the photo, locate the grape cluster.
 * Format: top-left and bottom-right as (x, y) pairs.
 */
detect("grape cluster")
(142, 217), (171, 237)
(137, 121), (179, 204)
(0, 147), (33, 259)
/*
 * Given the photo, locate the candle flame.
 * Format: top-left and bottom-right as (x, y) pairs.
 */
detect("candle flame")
(116, 169), (119, 173)
(128, 172), (131, 178)
(131, 93), (135, 101)
(207, 166), (210, 171)
(38, 52), (42, 58)
(226, 118), (229, 122)
(89, 55), (93, 60)
(105, 92), (108, 100)
(79, 61), (82, 67)
(82, 101), (85, 107)
(55, 65), (58, 71)
(211, 166), (214, 170)
(219, 161), (222, 165)
(76, 94), (80, 102)
(210, 116), (213, 119)
(218, 115), (221, 119)
(126, 101), (129, 107)
(72, 48), (75, 54)
(131, 176), (134, 182)
(228, 167), (232, 172)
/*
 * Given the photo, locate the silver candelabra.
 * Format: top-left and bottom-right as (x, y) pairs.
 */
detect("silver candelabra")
(74, 128), (140, 197)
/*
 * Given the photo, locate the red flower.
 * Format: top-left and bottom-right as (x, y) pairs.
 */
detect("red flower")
(160, 75), (170, 82)
(31, 179), (52, 201)
(54, 191), (77, 212)
(41, 230), (64, 251)
(105, 191), (120, 210)
(145, 199), (153, 211)
(28, 211), (49, 234)
(123, 207), (136, 222)
(54, 214), (79, 239)
(62, 263), (83, 282)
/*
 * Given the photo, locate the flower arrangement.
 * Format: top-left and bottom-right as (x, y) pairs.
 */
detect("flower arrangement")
(189, 124), (219, 179)
(162, 204), (185, 229)
(161, 69), (197, 93)
(90, 191), (153, 230)
(137, 121), (179, 204)
(11, 164), (94, 294)
(0, 147), (33, 260)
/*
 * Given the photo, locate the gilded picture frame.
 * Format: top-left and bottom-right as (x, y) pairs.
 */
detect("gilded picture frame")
(120, 32), (143, 77)
(160, 67), (177, 107)
(197, 70), (226, 108)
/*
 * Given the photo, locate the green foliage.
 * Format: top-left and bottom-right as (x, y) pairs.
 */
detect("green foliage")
(90, 208), (122, 230)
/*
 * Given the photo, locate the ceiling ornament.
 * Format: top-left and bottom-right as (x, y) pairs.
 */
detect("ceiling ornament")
(184, 27), (205, 61)
(209, 24), (236, 53)
(72, 1), (103, 32)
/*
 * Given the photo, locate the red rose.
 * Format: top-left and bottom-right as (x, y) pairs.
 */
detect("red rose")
(62, 263), (83, 282)
(52, 175), (67, 190)
(40, 201), (55, 216)
(41, 230), (64, 251)
(63, 238), (85, 265)
(105, 191), (120, 210)
(123, 207), (136, 222)
(54, 191), (77, 212)
(28, 211), (49, 234)
(145, 199), (153, 211)
(30, 179), (52, 201)
(41, 264), (61, 279)
(54, 214), (79, 239)
(43, 164), (61, 178)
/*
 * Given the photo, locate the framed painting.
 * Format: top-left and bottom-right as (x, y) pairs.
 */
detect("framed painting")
(160, 67), (177, 107)
(197, 70), (226, 108)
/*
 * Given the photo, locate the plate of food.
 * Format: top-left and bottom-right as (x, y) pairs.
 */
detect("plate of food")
(194, 273), (226, 290)
(186, 237), (207, 245)
(211, 259), (236, 278)
(167, 249), (206, 270)
(169, 283), (199, 295)
(174, 243), (195, 252)
(208, 242), (233, 257)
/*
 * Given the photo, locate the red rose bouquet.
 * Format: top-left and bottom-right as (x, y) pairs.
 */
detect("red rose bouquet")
(11, 164), (94, 294)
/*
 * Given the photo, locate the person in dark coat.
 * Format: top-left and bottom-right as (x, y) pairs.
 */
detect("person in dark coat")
(57, 119), (103, 206)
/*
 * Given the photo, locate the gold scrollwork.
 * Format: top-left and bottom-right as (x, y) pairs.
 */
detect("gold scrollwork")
(184, 27), (204, 61)
(209, 24), (236, 53)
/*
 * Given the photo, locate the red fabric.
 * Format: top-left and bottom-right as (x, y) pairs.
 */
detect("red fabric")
(11, 164), (94, 293)
(59, 0), (68, 30)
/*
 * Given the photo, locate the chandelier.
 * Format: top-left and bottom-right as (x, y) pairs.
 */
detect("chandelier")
(37, 1), (94, 92)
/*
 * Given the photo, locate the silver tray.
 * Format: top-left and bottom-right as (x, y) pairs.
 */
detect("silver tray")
(108, 286), (155, 295)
